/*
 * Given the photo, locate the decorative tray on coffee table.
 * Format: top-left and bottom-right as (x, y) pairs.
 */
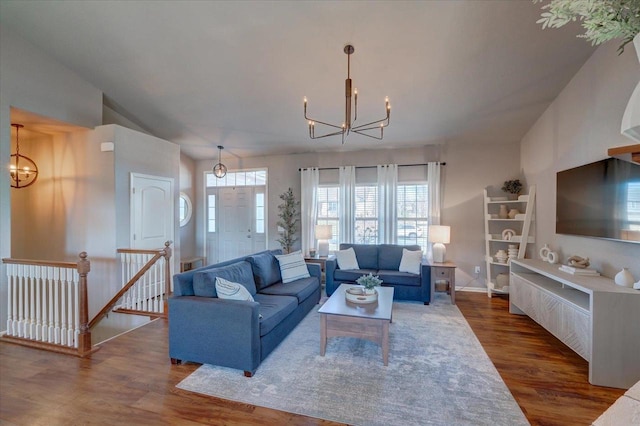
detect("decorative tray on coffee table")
(345, 286), (378, 304)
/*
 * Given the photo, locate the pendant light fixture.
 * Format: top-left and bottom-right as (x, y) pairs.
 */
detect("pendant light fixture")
(9, 123), (39, 189)
(213, 145), (227, 178)
(303, 44), (390, 144)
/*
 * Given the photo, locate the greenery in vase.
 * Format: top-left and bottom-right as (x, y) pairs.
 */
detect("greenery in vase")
(502, 179), (523, 195)
(534, 0), (640, 54)
(276, 188), (300, 253)
(356, 273), (383, 290)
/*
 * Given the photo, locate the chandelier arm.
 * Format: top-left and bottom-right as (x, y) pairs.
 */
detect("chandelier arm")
(309, 129), (346, 139)
(307, 118), (346, 130)
(351, 114), (390, 131)
(352, 128), (383, 140)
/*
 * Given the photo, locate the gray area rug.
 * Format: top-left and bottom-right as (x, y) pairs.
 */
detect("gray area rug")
(176, 294), (529, 426)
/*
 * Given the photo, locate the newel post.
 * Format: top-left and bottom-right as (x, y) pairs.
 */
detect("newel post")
(76, 252), (92, 356)
(163, 241), (173, 315)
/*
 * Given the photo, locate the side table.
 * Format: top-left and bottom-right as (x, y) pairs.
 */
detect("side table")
(430, 261), (457, 304)
(304, 255), (334, 284)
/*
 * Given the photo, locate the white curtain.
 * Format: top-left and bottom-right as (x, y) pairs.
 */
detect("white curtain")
(300, 167), (319, 256)
(427, 162), (442, 261)
(377, 164), (398, 244)
(339, 166), (356, 244)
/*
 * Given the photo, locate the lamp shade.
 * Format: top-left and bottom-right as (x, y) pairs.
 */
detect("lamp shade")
(429, 225), (450, 244)
(315, 225), (333, 240)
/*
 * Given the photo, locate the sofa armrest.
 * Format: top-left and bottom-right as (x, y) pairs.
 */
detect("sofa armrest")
(325, 258), (338, 296)
(421, 262), (432, 304)
(168, 296), (261, 372)
(306, 262), (321, 279)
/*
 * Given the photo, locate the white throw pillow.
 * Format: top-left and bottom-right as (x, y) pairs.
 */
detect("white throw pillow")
(399, 249), (422, 275)
(275, 250), (310, 284)
(215, 277), (254, 301)
(336, 247), (360, 270)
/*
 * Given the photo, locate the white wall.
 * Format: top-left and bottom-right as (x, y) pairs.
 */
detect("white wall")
(193, 142), (521, 290)
(521, 41), (640, 280)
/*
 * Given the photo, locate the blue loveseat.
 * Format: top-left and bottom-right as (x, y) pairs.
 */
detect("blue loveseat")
(326, 243), (431, 304)
(168, 249), (321, 376)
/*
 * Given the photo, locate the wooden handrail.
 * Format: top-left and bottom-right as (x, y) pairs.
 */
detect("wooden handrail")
(2, 258), (78, 268)
(88, 241), (172, 329)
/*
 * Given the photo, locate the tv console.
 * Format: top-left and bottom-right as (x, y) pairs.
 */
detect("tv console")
(509, 258), (640, 389)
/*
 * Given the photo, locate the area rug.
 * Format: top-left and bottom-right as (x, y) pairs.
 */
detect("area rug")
(176, 294), (529, 426)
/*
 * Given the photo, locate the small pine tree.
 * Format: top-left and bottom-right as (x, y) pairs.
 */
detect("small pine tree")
(276, 188), (300, 253)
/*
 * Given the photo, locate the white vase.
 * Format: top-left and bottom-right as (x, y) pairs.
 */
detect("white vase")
(614, 268), (635, 287)
(499, 205), (508, 219)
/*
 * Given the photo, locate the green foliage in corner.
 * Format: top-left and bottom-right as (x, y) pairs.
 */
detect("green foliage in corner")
(534, 0), (640, 54)
(276, 188), (300, 253)
(502, 179), (523, 195)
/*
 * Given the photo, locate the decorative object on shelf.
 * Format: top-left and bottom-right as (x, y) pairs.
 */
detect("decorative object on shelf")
(499, 204), (508, 219)
(496, 273), (509, 289)
(303, 44), (390, 145)
(212, 145), (227, 178)
(494, 249), (508, 264)
(634, 279), (640, 290)
(501, 228), (516, 241)
(309, 248), (317, 257)
(534, 0), (640, 54)
(559, 264), (600, 276)
(429, 225), (450, 263)
(567, 255), (590, 269)
(501, 179), (523, 197)
(507, 245), (519, 263)
(315, 224), (333, 257)
(356, 273), (382, 291)
(9, 123), (38, 189)
(508, 208), (520, 219)
(276, 188), (300, 253)
(539, 244), (559, 264)
(614, 268), (635, 288)
(345, 286), (378, 304)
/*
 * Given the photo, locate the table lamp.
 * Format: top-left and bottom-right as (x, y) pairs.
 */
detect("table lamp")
(315, 225), (333, 257)
(429, 225), (450, 263)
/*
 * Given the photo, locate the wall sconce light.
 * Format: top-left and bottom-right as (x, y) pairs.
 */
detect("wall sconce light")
(213, 145), (227, 178)
(10, 123), (38, 189)
(429, 225), (451, 263)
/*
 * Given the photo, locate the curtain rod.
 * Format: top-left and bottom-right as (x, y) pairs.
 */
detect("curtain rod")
(298, 162), (446, 172)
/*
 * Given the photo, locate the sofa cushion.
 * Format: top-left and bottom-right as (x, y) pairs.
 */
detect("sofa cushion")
(274, 251), (310, 283)
(215, 277), (255, 301)
(340, 244), (379, 270)
(259, 276), (318, 303)
(333, 268), (378, 283)
(193, 261), (257, 297)
(399, 248), (422, 274)
(247, 251), (282, 290)
(378, 244), (422, 271)
(254, 294), (298, 336)
(377, 270), (422, 286)
(335, 247), (360, 270)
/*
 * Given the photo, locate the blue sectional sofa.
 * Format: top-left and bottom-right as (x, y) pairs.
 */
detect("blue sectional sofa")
(168, 249), (321, 376)
(326, 243), (431, 304)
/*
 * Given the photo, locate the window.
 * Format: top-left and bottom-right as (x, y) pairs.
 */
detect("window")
(207, 194), (216, 233)
(317, 186), (340, 251)
(256, 192), (265, 233)
(179, 193), (192, 227)
(397, 184), (429, 249)
(206, 169), (267, 188)
(355, 185), (378, 244)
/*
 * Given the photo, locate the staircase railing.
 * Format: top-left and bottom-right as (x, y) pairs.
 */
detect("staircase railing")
(1, 253), (94, 357)
(87, 241), (172, 329)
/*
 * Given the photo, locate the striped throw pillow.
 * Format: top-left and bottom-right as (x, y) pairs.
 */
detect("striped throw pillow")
(215, 277), (254, 301)
(275, 251), (310, 284)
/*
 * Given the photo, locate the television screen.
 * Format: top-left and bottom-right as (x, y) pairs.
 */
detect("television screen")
(556, 158), (640, 243)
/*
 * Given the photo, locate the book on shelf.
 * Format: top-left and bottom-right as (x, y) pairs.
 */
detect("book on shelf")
(558, 265), (600, 276)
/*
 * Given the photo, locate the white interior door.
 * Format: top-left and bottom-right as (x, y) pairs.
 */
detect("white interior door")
(206, 185), (266, 263)
(131, 173), (174, 249)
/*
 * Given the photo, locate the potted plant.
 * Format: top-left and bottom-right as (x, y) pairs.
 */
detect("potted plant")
(502, 179), (523, 198)
(276, 188), (300, 253)
(534, 0), (640, 54)
(356, 273), (383, 294)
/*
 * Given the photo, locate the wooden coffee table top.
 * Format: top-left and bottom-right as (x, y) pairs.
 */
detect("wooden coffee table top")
(319, 284), (394, 320)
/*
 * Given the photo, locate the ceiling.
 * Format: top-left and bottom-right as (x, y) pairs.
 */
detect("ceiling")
(0, 1), (596, 160)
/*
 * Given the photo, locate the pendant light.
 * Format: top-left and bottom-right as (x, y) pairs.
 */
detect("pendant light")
(9, 123), (39, 189)
(213, 145), (227, 178)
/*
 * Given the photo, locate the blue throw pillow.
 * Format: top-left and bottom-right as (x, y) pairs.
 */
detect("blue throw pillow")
(192, 261), (257, 297)
(247, 251), (282, 290)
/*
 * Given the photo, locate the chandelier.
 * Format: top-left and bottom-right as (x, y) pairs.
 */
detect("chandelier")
(9, 123), (38, 189)
(213, 145), (227, 178)
(303, 44), (390, 144)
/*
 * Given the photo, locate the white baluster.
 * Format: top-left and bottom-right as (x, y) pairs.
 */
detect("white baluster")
(17, 265), (24, 338)
(35, 265), (42, 341)
(73, 271), (79, 348)
(7, 264), (16, 336)
(60, 267), (68, 346)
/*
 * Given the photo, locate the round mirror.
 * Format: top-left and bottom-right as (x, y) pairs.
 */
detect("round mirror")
(179, 192), (192, 227)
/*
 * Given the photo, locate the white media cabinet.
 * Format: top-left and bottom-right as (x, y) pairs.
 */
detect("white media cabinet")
(509, 259), (640, 389)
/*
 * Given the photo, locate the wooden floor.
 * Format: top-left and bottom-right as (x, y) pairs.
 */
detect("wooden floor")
(0, 292), (625, 425)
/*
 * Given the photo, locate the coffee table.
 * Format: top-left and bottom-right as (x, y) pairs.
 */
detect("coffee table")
(319, 284), (394, 365)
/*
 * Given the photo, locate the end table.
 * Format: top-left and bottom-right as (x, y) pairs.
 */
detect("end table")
(430, 261), (457, 304)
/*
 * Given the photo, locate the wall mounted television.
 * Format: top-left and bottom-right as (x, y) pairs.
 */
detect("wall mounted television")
(556, 157), (640, 244)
